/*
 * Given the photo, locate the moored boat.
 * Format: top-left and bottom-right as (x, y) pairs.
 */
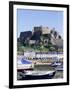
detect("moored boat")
(51, 61), (62, 67)
(19, 70), (56, 80)
(17, 58), (34, 71)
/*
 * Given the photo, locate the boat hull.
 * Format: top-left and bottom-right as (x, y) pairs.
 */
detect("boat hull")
(18, 71), (56, 80)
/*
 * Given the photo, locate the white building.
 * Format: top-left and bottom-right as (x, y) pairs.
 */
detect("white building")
(24, 51), (35, 59)
(24, 51), (63, 60)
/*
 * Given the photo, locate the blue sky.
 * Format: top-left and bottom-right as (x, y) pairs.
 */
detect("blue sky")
(17, 9), (63, 38)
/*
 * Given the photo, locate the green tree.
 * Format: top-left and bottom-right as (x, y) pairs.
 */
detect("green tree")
(19, 46), (25, 55)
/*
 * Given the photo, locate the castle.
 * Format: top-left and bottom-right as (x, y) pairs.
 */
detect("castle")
(18, 26), (63, 49)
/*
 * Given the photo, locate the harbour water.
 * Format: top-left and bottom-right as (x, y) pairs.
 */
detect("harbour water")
(17, 64), (63, 80)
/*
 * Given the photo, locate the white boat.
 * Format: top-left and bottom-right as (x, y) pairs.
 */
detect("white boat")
(17, 58), (34, 71)
(55, 66), (63, 71)
(19, 70), (56, 80)
(51, 61), (62, 67)
(25, 70), (55, 76)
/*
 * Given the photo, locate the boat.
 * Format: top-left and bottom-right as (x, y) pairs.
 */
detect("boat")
(19, 70), (56, 80)
(51, 61), (62, 67)
(17, 58), (34, 71)
(55, 65), (63, 71)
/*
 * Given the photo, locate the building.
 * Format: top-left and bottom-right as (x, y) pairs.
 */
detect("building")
(18, 26), (63, 49)
(20, 31), (32, 42)
(33, 26), (51, 35)
(29, 40), (36, 45)
(24, 51), (35, 59)
(50, 28), (62, 39)
(41, 26), (51, 34)
(32, 26), (51, 45)
(50, 28), (63, 48)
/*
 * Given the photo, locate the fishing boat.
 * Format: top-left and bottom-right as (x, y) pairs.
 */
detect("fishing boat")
(17, 58), (34, 71)
(19, 70), (56, 80)
(51, 61), (62, 67)
(55, 65), (63, 71)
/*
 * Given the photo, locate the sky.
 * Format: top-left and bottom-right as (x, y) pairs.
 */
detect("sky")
(17, 9), (63, 38)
